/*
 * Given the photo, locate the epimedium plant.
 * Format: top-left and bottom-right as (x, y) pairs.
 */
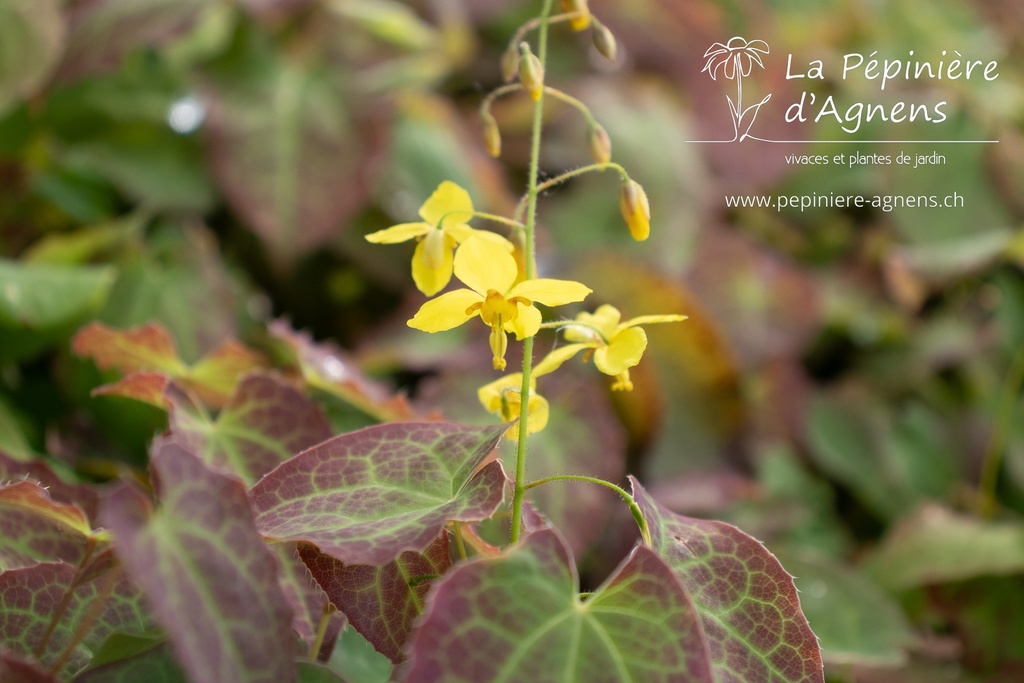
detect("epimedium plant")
(0, 2), (824, 682)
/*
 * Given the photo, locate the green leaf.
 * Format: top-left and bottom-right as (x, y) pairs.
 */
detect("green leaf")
(0, 399), (36, 462)
(251, 422), (507, 566)
(864, 505), (1024, 590)
(72, 638), (187, 683)
(100, 440), (296, 683)
(633, 478), (825, 683)
(0, 555), (154, 678)
(0, 260), (116, 363)
(402, 528), (714, 682)
(0, 481), (96, 570)
(0, 0), (63, 117)
(299, 535), (451, 663)
(777, 554), (913, 667)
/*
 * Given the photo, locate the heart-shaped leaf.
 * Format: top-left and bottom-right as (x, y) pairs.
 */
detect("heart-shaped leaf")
(274, 544), (346, 659)
(250, 422), (507, 566)
(632, 478), (824, 683)
(402, 528), (714, 682)
(101, 440), (296, 683)
(298, 535), (451, 663)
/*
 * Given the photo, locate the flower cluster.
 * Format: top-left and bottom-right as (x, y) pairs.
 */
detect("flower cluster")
(365, 7), (685, 438)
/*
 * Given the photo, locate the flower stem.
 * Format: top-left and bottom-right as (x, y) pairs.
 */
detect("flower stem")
(524, 474), (651, 546)
(308, 602), (336, 661)
(510, 0), (554, 545)
(514, 162), (630, 222)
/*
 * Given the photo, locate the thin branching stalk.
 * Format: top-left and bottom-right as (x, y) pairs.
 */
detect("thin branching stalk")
(510, 0), (555, 544)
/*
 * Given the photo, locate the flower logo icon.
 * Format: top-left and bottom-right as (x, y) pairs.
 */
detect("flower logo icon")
(701, 37), (772, 141)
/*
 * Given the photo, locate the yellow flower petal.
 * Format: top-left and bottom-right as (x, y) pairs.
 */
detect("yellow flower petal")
(506, 302), (541, 340)
(477, 373), (530, 414)
(508, 278), (591, 307)
(407, 289), (482, 332)
(453, 236), (518, 296)
(533, 343), (590, 377)
(364, 222), (430, 244)
(617, 314), (687, 331)
(565, 304), (619, 342)
(411, 237), (454, 296)
(594, 326), (647, 375)
(419, 181), (474, 227)
(447, 225), (514, 252)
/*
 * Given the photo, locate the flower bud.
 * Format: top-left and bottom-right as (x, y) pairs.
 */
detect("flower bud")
(592, 19), (617, 62)
(618, 179), (650, 241)
(500, 44), (519, 83)
(560, 0), (591, 31)
(588, 122), (611, 164)
(482, 111), (501, 157)
(518, 43), (545, 102)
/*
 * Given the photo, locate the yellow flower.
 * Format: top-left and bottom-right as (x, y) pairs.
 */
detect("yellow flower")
(365, 181), (513, 296)
(555, 304), (686, 390)
(618, 180), (651, 241)
(478, 374), (548, 440)
(408, 237), (591, 370)
(476, 344), (579, 439)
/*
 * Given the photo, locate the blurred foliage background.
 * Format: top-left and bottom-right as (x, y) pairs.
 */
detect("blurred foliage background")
(1, 0), (1024, 681)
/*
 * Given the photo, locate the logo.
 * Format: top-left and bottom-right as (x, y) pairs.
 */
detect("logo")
(695, 37), (1000, 145)
(701, 37), (772, 142)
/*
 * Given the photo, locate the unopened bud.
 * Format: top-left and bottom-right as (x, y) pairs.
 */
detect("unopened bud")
(560, 0), (591, 31)
(500, 44), (519, 83)
(482, 112), (501, 157)
(618, 179), (650, 241)
(592, 19), (617, 62)
(588, 122), (611, 164)
(518, 43), (545, 101)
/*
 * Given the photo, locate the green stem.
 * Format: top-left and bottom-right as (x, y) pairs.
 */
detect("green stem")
(510, 0), (554, 545)
(308, 602), (336, 661)
(524, 474), (651, 546)
(977, 344), (1024, 518)
(452, 521), (468, 560)
(539, 320), (610, 344)
(506, 12), (585, 60)
(542, 86), (596, 125)
(514, 161), (630, 222)
(467, 211), (526, 231)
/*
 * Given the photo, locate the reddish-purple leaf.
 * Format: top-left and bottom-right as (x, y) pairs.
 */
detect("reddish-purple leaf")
(269, 321), (417, 421)
(0, 452), (99, 526)
(632, 478), (824, 683)
(91, 372), (173, 411)
(0, 481), (96, 570)
(0, 559), (152, 677)
(274, 544), (346, 660)
(55, 0), (208, 81)
(101, 441), (296, 683)
(299, 534), (452, 663)
(171, 373), (333, 485)
(0, 649), (60, 683)
(202, 60), (380, 264)
(250, 422), (507, 566)
(402, 528), (714, 682)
